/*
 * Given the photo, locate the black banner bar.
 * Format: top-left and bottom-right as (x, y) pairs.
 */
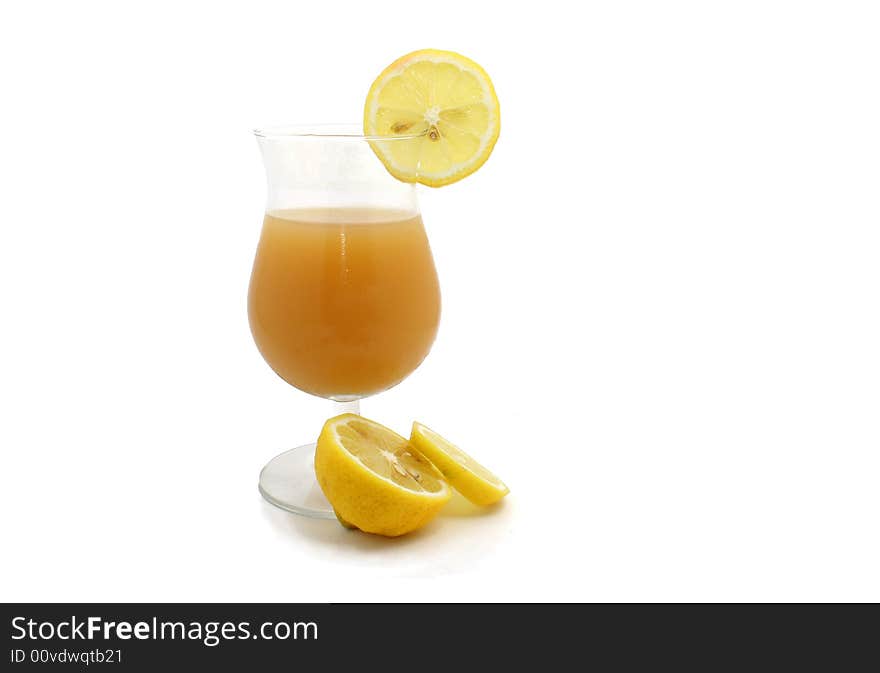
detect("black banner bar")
(2, 604), (877, 669)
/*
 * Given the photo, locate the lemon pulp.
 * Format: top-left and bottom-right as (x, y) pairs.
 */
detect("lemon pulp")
(410, 422), (509, 506)
(364, 49), (500, 187)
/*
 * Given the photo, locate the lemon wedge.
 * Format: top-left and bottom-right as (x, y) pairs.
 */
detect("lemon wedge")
(410, 422), (509, 506)
(364, 49), (500, 187)
(314, 414), (451, 536)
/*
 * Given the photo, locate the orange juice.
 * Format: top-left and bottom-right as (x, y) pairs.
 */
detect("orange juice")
(248, 207), (441, 399)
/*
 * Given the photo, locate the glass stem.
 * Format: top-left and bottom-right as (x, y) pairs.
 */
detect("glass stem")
(334, 399), (361, 416)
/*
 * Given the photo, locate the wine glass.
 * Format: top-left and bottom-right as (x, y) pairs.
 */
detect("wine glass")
(249, 124), (440, 517)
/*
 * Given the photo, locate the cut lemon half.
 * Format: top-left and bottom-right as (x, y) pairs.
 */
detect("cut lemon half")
(314, 414), (451, 537)
(364, 49), (500, 187)
(410, 422), (509, 506)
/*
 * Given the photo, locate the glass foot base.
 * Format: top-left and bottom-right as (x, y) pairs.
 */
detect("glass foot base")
(258, 443), (335, 519)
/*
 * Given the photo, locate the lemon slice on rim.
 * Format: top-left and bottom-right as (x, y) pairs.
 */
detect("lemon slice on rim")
(410, 422), (509, 506)
(364, 49), (500, 187)
(314, 414), (451, 537)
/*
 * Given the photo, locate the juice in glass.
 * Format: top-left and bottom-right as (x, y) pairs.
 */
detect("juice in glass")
(248, 207), (441, 399)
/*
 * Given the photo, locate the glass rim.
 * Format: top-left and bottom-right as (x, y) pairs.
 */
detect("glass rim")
(253, 123), (425, 141)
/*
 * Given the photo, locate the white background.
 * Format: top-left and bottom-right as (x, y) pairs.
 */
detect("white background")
(1, 1), (878, 602)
